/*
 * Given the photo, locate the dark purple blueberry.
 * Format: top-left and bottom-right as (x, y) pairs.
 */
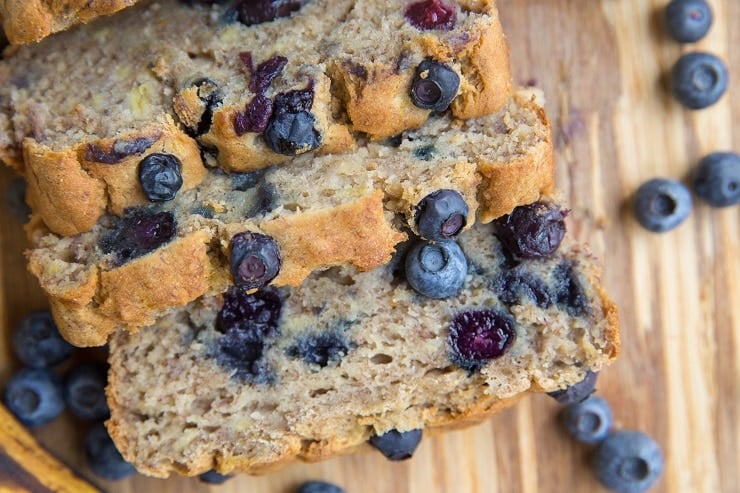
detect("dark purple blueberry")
(198, 470), (233, 484)
(593, 430), (664, 493)
(692, 151), (740, 207)
(250, 55), (288, 93)
(410, 59), (460, 112)
(185, 77), (222, 136)
(405, 239), (467, 298)
(547, 370), (598, 405)
(235, 94), (274, 135)
(368, 429), (423, 461)
(84, 423), (137, 481)
(490, 271), (551, 309)
(671, 52), (728, 110)
(235, 0), (310, 26)
(632, 178), (692, 232)
(12, 311), (74, 368)
(552, 261), (589, 317)
(287, 330), (351, 368)
(263, 88), (321, 155)
(448, 309), (514, 372)
(4, 176), (31, 223)
(493, 201), (568, 259)
(63, 363), (110, 421)
(86, 137), (157, 164)
(297, 480), (346, 493)
(665, 0), (712, 43)
(99, 209), (177, 265)
(229, 232), (281, 289)
(137, 153), (183, 202)
(560, 396), (613, 444)
(404, 0), (457, 31)
(4, 368), (64, 427)
(416, 189), (469, 241)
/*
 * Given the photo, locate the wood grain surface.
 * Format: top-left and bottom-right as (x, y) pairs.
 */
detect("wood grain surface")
(0, 0), (738, 492)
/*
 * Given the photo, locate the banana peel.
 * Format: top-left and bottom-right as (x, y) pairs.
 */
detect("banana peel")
(0, 403), (99, 492)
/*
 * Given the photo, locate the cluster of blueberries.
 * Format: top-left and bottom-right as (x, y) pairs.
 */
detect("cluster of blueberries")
(548, 372), (664, 493)
(632, 0), (739, 233)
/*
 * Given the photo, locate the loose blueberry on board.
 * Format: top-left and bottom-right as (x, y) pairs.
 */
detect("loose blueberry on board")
(4, 368), (65, 427)
(297, 480), (346, 493)
(229, 232), (281, 290)
(368, 429), (423, 461)
(198, 470), (233, 484)
(592, 430), (664, 493)
(404, 0), (457, 31)
(560, 396), (613, 444)
(632, 178), (692, 232)
(138, 153), (183, 202)
(448, 309), (515, 373)
(692, 151), (740, 207)
(404, 239), (467, 298)
(84, 422), (137, 481)
(671, 52), (728, 110)
(493, 201), (568, 259)
(99, 209), (177, 265)
(410, 59), (460, 111)
(12, 311), (74, 368)
(664, 0), (713, 43)
(416, 189), (469, 241)
(547, 370), (598, 405)
(64, 363), (110, 421)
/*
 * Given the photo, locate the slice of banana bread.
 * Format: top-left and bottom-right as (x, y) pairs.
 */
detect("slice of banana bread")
(106, 209), (619, 478)
(24, 90), (553, 347)
(0, 0), (511, 177)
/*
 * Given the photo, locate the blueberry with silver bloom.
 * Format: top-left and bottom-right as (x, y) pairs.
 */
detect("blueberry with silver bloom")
(692, 152), (740, 207)
(632, 178), (692, 232)
(229, 232), (281, 290)
(297, 480), (346, 493)
(64, 362), (110, 421)
(410, 59), (460, 111)
(85, 422), (137, 481)
(405, 238), (467, 298)
(198, 470), (232, 484)
(593, 430), (664, 493)
(671, 52), (728, 110)
(138, 153), (183, 202)
(560, 396), (613, 444)
(416, 189), (468, 241)
(4, 368), (65, 427)
(547, 370), (598, 405)
(664, 0), (712, 43)
(368, 429), (423, 461)
(12, 311), (73, 369)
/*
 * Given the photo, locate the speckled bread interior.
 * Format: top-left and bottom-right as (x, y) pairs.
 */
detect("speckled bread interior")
(25, 89), (553, 347)
(106, 219), (620, 478)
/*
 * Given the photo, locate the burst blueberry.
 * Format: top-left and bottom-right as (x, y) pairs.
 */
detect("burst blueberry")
(64, 362), (110, 421)
(448, 309), (515, 372)
(552, 261), (589, 317)
(410, 59), (460, 112)
(560, 396), (613, 444)
(4, 368), (64, 427)
(297, 480), (346, 493)
(99, 209), (177, 265)
(404, 0), (457, 31)
(671, 52), (728, 110)
(404, 239), (467, 298)
(632, 178), (692, 232)
(490, 270), (551, 308)
(85, 422), (137, 481)
(592, 430), (664, 493)
(229, 232), (281, 289)
(547, 370), (598, 405)
(416, 189), (468, 241)
(138, 153), (183, 202)
(263, 88), (321, 155)
(692, 151), (740, 207)
(368, 429), (423, 461)
(12, 311), (73, 368)
(664, 0), (712, 43)
(287, 330), (351, 368)
(235, 0), (310, 26)
(493, 201), (568, 259)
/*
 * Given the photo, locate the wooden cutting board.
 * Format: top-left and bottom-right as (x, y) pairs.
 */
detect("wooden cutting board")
(0, 1), (737, 492)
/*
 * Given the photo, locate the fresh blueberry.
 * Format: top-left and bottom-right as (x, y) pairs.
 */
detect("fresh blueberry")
(493, 201), (568, 259)
(416, 189), (469, 241)
(287, 330), (351, 368)
(404, 0), (457, 31)
(229, 232), (281, 290)
(198, 470), (233, 484)
(448, 309), (515, 372)
(665, 0), (713, 43)
(138, 153), (183, 202)
(12, 311), (74, 368)
(99, 209), (177, 265)
(84, 422), (137, 481)
(368, 429), (423, 461)
(404, 239), (467, 298)
(592, 430), (664, 493)
(4, 368), (65, 427)
(263, 88), (322, 156)
(547, 370), (598, 405)
(297, 480), (346, 493)
(560, 396), (613, 444)
(4, 176), (31, 223)
(632, 178), (692, 232)
(671, 52), (728, 110)
(692, 151), (740, 207)
(64, 363), (110, 421)
(410, 59), (460, 111)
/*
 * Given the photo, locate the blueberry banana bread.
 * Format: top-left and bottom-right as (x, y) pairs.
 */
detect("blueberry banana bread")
(106, 206), (620, 477)
(25, 90), (553, 347)
(0, 0), (511, 179)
